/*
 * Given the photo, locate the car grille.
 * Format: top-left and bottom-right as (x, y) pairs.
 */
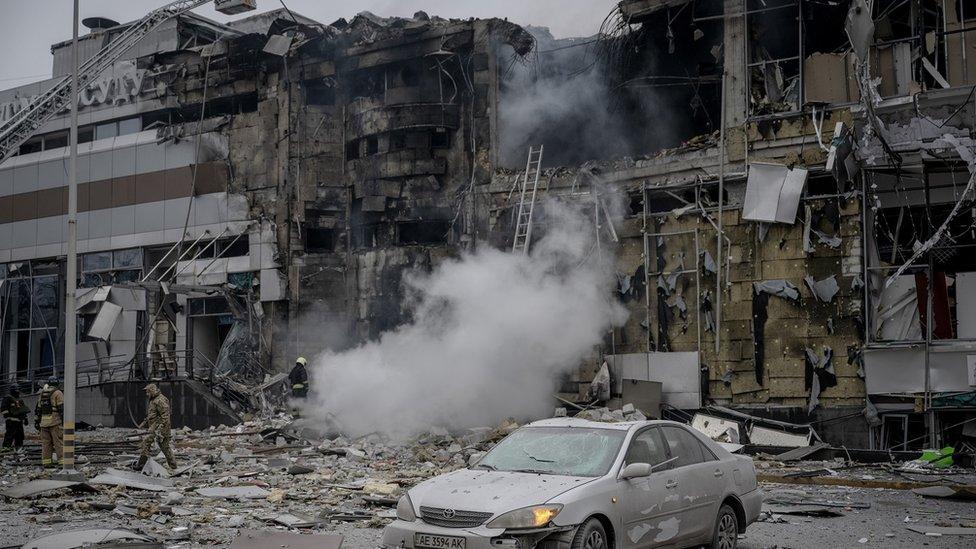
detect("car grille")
(419, 506), (493, 528)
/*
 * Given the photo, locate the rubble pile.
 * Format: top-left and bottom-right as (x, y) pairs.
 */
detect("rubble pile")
(0, 415), (521, 547)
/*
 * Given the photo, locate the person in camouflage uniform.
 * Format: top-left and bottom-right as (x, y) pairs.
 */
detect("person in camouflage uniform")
(135, 383), (177, 470)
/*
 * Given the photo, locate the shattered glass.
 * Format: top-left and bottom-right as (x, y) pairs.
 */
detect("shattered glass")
(476, 427), (626, 477)
(214, 321), (255, 379)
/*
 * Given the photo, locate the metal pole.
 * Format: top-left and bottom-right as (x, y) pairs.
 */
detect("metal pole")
(715, 72), (727, 353)
(59, 0), (80, 478)
(923, 169), (937, 448)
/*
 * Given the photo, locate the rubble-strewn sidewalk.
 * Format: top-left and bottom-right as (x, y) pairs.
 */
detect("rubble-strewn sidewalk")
(0, 414), (519, 547)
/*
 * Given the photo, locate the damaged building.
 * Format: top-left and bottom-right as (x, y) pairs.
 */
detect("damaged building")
(1, 0), (976, 451)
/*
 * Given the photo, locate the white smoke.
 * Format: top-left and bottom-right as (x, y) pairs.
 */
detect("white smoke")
(303, 200), (627, 437)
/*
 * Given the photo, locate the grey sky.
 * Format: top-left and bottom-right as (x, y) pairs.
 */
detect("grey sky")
(0, 0), (616, 89)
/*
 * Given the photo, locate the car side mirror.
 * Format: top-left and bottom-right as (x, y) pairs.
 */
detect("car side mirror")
(619, 462), (652, 480)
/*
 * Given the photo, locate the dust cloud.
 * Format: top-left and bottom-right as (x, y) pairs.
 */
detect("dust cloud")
(302, 200), (627, 437)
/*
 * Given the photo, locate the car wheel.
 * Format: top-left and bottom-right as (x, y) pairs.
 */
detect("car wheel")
(571, 518), (608, 549)
(709, 504), (738, 549)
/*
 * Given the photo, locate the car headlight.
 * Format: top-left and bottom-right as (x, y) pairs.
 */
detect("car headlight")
(486, 505), (563, 529)
(396, 494), (417, 522)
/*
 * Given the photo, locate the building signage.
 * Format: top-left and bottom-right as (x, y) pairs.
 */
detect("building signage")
(0, 61), (149, 123)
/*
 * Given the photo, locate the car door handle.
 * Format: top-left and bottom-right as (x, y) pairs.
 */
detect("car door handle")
(713, 469), (724, 478)
(665, 479), (678, 489)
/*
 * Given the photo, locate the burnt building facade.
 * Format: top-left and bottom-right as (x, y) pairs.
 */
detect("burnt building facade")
(1, 0), (975, 449)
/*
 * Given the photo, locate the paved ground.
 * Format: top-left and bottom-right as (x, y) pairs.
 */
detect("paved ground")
(4, 482), (973, 548)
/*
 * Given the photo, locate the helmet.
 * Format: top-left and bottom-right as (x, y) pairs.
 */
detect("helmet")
(296, 357), (308, 366)
(47, 376), (60, 386)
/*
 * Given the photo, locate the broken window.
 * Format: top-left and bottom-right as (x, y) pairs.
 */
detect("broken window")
(352, 223), (383, 249)
(866, 167), (976, 342)
(747, 0), (802, 115)
(365, 135), (379, 155)
(397, 220), (450, 245)
(43, 131), (68, 150)
(81, 248), (143, 286)
(390, 131), (407, 151)
(305, 227), (335, 252)
(18, 136), (42, 155)
(305, 81), (336, 105)
(1, 268), (60, 382)
(345, 139), (360, 161)
(430, 127), (450, 148)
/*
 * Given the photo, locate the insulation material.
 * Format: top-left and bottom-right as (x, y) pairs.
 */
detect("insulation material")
(742, 163), (808, 223)
(845, 0), (875, 61)
(956, 272), (976, 339)
(803, 53), (859, 104)
(605, 352), (701, 409)
(87, 302), (122, 341)
(804, 275), (840, 303)
(752, 289), (770, 385)
(754, 280), (800, 301)
(804, 347), (837, 413)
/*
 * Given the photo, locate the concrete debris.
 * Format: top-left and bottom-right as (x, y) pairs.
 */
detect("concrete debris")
(21, 529), (160, 549)
(196, 486), (272, 500)
(141, 457), (171, 478)
(228, 529), (343, 549)
(0, 479), (97, 499)
(90, 468), (174, 492)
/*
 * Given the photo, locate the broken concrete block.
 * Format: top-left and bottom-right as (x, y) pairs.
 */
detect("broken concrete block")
(288, 464), (315, 475)
(553, 407), (567, 417)
(345, 448), (367, 461)
(621, 403), (636, 414)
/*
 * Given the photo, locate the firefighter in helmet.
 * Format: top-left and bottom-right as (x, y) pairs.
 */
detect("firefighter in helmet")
(34, 377), (64, 468)
(290, 357), (309, 398)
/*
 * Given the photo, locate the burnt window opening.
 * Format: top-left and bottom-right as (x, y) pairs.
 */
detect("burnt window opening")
(305, 227), (336, 252)
(747, 0), (802, 116)
(645, 188), (697, 215)
(142, 110), (173, 129)
(397, 220), (450, 245)
(346, 139), (360, 160)
(365, 135), (379, 155)
(958, 0), (976, 22)
(44, 131), (68, 150)
(218, 236), (250, 257)
(305, 81), (336, 105)
(389, 63), (421, 88)
(18, 137), (42, 155)
(352, 223), (383, 249)
(350, 70), (384, 99)
(430, 127), (450, 148)
(390, 130), (408, 151)
(805, 174), (843, 197)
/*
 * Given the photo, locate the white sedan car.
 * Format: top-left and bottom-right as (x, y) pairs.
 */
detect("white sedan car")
(383, 418), (762, 549)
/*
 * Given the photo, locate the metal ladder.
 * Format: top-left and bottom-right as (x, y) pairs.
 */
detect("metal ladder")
(0, 0), (213, 163)
(512, 145), (543, 255)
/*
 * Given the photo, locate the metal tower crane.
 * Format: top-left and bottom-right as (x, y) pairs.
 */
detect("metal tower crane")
(0, 0), (255, 163)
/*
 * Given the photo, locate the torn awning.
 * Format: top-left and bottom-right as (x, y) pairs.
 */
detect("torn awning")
(75, 285), (111, 310)
(742, 163), (808, 223)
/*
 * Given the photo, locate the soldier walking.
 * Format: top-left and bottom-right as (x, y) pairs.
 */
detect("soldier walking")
(34, 377), (64, 467)
(135, 383), (177, 470)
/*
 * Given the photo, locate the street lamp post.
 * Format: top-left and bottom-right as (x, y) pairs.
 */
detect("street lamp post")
(57, 0), (81, 480)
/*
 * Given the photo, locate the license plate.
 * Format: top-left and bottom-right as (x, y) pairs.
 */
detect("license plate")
(414, 533), (466, 549)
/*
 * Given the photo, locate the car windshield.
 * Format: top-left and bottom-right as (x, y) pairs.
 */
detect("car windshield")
(475, 427), (627, 477)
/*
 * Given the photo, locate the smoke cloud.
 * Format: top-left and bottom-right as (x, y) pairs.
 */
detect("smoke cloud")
(303, 200), (627, 437)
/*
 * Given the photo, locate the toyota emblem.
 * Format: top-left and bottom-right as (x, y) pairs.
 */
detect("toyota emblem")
(442, 509), (456, 519)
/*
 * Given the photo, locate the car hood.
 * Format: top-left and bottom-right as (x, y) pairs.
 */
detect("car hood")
(408, 468), (596, 516)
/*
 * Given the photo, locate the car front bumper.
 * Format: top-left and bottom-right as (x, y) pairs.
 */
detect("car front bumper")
(381, 520), (572, 549)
